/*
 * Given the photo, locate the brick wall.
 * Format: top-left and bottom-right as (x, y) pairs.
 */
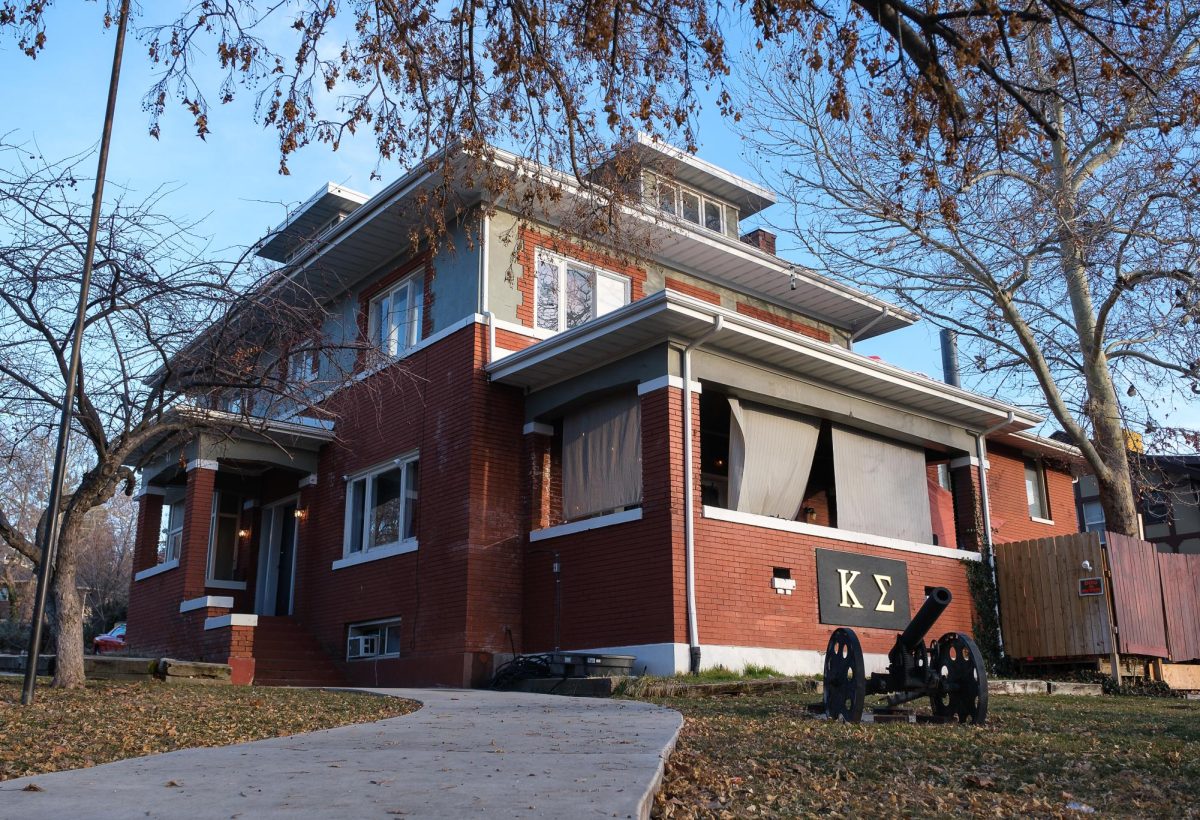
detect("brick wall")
(987, 445), (1078, 543)
(734, 302), (832, 342)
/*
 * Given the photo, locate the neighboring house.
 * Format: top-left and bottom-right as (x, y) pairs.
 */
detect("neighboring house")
(124, 138), (1082, 686)
(1075, 454), (1200, 553)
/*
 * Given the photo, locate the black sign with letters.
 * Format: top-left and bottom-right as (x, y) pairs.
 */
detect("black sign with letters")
(816, 548), (911, 630)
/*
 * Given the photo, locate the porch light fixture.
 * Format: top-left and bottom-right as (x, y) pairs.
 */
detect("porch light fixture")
(294, 507), (308, 521)
(237, 529), (251, 539)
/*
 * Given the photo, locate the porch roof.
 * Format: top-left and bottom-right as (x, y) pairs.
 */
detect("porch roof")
(486, 289), (1042, 435)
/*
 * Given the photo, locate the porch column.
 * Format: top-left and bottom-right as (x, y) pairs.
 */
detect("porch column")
(131, 487), (164, 577)
(950, 456), (986, 551)
(180, 460), (218, 598)
(523, 422), (555, 531)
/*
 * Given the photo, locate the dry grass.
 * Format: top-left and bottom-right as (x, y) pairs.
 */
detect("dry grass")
(0, 677), (417, 781)
(636, 690), (1200, 818)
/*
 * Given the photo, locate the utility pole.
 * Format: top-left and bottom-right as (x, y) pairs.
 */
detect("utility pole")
(21, 0), (131, 705)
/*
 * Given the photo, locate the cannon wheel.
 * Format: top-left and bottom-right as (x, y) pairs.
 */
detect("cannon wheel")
(823, 627), (865, 722)
(930, 632), (988, 724)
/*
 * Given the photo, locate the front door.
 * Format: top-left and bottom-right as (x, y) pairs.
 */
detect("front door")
(256, 497), (299, 616)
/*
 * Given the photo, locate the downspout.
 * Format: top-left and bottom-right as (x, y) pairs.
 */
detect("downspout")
(683, 315), (724, 674)
(479, 213), (495, 365)
(974, 410), (1014, 656)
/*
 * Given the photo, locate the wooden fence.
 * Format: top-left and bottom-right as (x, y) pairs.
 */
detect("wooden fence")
(1159, 552), (1200, 662)
(994, 531), (1200, 663)
(993, 532), (1111, 660)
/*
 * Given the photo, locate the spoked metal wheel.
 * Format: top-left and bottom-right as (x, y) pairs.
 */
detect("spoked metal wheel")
(930, 632), (989, 724)
(823, 627), (865, 723)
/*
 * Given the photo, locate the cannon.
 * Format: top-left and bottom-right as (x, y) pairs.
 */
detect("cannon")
(822, 586), (988, 724)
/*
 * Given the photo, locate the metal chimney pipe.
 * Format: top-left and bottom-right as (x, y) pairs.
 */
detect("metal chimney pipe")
(940, 329), (961, 388)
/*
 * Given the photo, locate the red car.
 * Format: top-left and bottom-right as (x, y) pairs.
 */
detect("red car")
(92, 623), (126, 654)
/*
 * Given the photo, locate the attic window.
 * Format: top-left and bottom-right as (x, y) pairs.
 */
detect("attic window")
(643, 173), (739, 238)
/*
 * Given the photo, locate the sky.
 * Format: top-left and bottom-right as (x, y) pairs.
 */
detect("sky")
(1, 5), (1194, 443)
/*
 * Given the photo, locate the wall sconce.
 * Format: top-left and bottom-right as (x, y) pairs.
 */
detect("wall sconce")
(803, 506), (817, 524)
(294, 507), (308, 521)
(237, 529), (251, 539)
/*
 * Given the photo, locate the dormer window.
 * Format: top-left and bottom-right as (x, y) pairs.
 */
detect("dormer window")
(368, 273), (424, 356)
(644, 172), (739, 238)
(535, 250), (630, 333)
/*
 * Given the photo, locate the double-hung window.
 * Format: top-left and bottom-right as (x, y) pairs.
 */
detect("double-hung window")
(1024, 458), (1051, 520)
(207, 491), (243, 584)
(157, 501), (184, 564)
(344, 455), (419, 557)
(368, 274), (424, 356)
(288, 347), (318, 384)
(535, 251), (630, 333)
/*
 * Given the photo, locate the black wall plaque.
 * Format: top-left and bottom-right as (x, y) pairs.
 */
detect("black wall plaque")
(816, 548), (911, 630)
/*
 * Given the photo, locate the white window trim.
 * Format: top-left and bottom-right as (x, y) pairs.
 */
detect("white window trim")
(287, 345), (319, 384)
(159, 500), (184, 565)
(533, 249), (631, 334)
(346, 617), (403, 661)
(702, 505), (982, 562)
(1030, 516), (1056, 526)
(205, 490), (243, 589)
(134, 558), (179, 582)
(1024, 457), (1052, 521)
(340, 453), (419, 564)
(529, 507), (643, 542)
(643, 172), (739, 237)
(367, 272), (424, 357)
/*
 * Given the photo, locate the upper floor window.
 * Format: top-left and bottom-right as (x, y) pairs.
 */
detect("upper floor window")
(368, 273), (424, 356)
(535, 251), (630, 333)
(643, 173), (739, 238)
(288, 347), (318, 384)
(1081, 499), (1106, 543)
(344, 454), (419, 557)
(1024, 458), (1051, 520)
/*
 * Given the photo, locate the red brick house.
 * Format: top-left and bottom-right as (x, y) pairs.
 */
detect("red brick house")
(125, 139), (1081, 686)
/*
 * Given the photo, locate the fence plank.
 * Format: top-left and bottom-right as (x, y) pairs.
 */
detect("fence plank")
(1106, 533), (1169, 658)
(994, 533), (1109, 660)
(1158, 552), (1200, 662)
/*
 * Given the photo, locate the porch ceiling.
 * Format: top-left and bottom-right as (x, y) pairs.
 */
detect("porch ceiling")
(486, 290), (1042, 435)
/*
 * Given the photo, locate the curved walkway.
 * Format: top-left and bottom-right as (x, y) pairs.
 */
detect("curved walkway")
(1, 688), (682, 819)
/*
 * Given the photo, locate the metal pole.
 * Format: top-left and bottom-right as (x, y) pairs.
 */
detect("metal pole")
(551, 551), (561, 653)
(21, 0), (131, 705)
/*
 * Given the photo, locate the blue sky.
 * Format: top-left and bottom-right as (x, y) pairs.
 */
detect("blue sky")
(2, 5), (1192, 441)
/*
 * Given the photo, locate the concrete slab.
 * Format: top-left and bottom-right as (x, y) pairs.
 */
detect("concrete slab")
(1048, 681), (1104, 696)
(0, 688), (682, 819)
(989, 679), (1050, 695)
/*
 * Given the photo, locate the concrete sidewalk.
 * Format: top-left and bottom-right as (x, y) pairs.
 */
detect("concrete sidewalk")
(1, 688), (683, 819)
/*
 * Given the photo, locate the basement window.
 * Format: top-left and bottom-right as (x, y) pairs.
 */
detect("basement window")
(347, 618), (402, 660)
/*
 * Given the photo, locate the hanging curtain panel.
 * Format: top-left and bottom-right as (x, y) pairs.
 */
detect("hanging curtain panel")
(832, 425), (934, 544)
(562, 392), (643, 520)
(728, 398), (821, 519)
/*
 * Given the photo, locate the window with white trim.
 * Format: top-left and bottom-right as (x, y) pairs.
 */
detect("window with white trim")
(157, 500), (184, 564)
(1082, 499), (1106, 543)
(346, 617), (402, 660)
(368, 273), (424, 356)
(1024, 458), (1051, 520)
(288, 346), (318, 384)
(207, 491), (243, 583)
(534, 251), (630, 333)
(344, 455), (419, 556)
(643, 173), (740, 238)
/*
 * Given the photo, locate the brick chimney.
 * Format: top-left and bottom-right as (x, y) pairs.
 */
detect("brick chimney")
(740, 228), (776, 255)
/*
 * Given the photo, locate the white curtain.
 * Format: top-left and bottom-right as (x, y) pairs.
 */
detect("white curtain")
(832, 424), (934, 543)
(562, 392), (642, 520)
(728, 398), (821, 519)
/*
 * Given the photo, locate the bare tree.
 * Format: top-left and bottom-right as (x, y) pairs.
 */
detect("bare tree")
(0, 144), (370, 686)
(740, 13), (1200, 537)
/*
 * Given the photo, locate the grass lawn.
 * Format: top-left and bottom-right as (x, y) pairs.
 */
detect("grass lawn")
(640, 690), (1200, 818)
(0, 677), (417, 781)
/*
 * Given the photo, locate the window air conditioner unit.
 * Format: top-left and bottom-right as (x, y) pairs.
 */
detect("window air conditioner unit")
(348, 635), (378, 658)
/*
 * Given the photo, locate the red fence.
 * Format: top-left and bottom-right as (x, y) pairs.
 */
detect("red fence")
(1158, 552), (1200, 662)
(1106, 533), (1169, 658)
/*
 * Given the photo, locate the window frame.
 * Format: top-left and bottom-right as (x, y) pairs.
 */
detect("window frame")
(342, 453), (420, 559)
(367, 272), (425, 357)
(642, 172), (740, 237)
(287, 345), (319, 384)
(346, 617), (402, 661)
(533, 250), (631, 333)
(206, 490), (245, 587)
(1024, 457), (1053, 521)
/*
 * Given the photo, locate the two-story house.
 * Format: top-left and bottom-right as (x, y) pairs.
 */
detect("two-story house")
(124, 137), (1081, 686)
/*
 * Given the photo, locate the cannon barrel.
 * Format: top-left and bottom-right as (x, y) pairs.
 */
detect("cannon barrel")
(898, 586), (952, 650)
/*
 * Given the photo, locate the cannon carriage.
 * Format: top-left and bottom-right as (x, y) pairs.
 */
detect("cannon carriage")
(822, 586), (988, 724)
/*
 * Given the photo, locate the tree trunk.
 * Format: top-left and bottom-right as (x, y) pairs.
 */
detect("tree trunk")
(50, 525), (86, 688)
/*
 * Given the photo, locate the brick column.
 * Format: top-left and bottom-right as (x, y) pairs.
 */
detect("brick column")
(180, 461), (218, 598)
(131, 489), (164, 575)
(523, 423), (555, 531)
(950, 459), (986, 551)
